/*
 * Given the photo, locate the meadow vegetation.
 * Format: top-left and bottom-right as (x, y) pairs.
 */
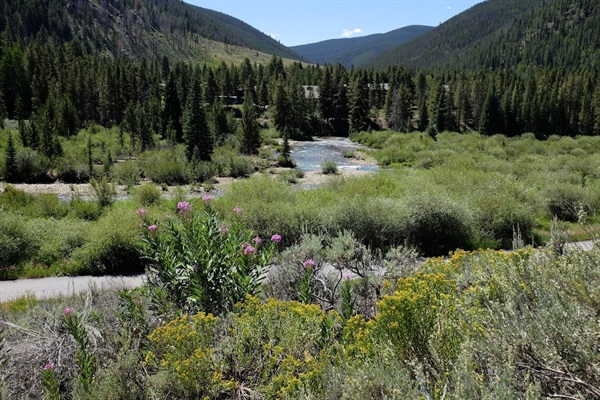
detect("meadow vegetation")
(2, 239), (599, 399)
(1, 129), (600, 398)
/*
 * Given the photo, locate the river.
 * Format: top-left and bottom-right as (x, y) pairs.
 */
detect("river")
(290, 137), (379, 172)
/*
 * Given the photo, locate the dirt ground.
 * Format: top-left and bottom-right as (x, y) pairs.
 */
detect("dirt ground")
(0, 166), (376, 199)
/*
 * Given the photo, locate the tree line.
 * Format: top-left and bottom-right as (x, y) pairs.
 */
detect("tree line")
(2, 37), (600, 182)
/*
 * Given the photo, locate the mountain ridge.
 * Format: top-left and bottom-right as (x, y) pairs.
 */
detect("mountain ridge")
(0, 0), (302, 63)
(366, 0), (599, 71)
(291, 25), (433, 68)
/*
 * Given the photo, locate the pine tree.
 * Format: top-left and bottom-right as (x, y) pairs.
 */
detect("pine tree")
(163, 74), (182, 142)
(273, 80), (290, 134)
(4, 131), (18, 182)
(348, 73), (370, 133)
(183, 76), (212, 162)
(318, 67), (334, 122)
(239, 95), (260, 155)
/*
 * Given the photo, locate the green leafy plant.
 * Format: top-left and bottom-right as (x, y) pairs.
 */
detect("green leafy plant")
(41, 361), (59, 400)
(140, 199), (280, 314)
(64, 307), (96, 392)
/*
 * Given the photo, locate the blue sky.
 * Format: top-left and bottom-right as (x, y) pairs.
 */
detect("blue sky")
(185, 0), (483, 47)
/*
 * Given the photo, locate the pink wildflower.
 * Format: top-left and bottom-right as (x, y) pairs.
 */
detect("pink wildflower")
(252, 236), (262, 245)
(177, 201), (191, 212)
(219, 225), (230, 234)
(271, 234), (282, 243)
(63, 307), (74, 316)
(136, 208), (147, 218)
(303, 259), (316, 269)
(233, 206), (243, 215)
(202, 195), (212, 204)
(148, 224), (158, 234)
(43, 361), (55, 371)
(244, 245), (256, 256)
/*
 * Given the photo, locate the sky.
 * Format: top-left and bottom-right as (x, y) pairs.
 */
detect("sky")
(185, 0), (483, 47)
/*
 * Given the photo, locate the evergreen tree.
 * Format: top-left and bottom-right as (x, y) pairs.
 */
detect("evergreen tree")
(239, 95), (260, 155)
(273, 80), (290, 134)
(204, 68), (218, 105)
(0, 88), (5, 129)
(288, 83), (308, 137)
(183, 76), (212, 162)
(209, 100), (228, 146)
(417, 98), (428, 131)
(4, 131), (18, 182)
(348, 73), (370, 133)
(163, 74), (182, 142)
(479, 87), (503, 135)
(318, 67), (334, 121)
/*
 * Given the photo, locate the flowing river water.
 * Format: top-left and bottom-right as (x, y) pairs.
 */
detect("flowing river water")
(289, 137), (380, 172)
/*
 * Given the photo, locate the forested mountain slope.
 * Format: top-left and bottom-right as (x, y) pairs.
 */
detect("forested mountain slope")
(291, 25), (433, 68)
(367, 0), (600, 71)
(0, 0), (301, 62)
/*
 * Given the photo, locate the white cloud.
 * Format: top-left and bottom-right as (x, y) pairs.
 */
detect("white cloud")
(447, 6), (452, 9)
(341, 28), (363, 38)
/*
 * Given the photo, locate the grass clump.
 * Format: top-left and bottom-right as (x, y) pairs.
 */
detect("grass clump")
(320, 159), (338, 175)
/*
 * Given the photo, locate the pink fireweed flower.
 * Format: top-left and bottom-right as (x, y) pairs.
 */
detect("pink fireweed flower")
(148, 224), (158, 234)
(63, 307), (74, 316)
(136, 208), (147, 218)
(233, 206), (243, 215)
(243, 245), (256, 256)
(219, 225), (230, 234)
(177, 201), (191, 212)
(344, 274), (352, 280)
(303, 259), (316, 269)
(43, 361), (55, 371)
(271, 234), (282, 243)
(252, 236), (262, 245)
(202, 195), (212, 204)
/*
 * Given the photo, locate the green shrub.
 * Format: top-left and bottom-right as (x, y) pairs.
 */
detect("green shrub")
(90, 177), (116, 209)
(141, 150), (190, 185)
(0, 212), (37, 270)
(278, 169), (304, 184)
(545, 183), (588, 221)
(56, 155), (89, 183)
(190, 160), (218, 183)
(73, 207), (142, 275)
(0, 185), (34, 210)
(404, 194), (472, 256)
(14, 148), (51, 183)
(132, 183), (162, 206)
(31, 194), (70, 219)
(29, 219), (87, 267)
(69, 198), (101, 221)
(320, 159), (338, 175)
(111, 161), (140, 186)
(229, 155), (254, 178)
